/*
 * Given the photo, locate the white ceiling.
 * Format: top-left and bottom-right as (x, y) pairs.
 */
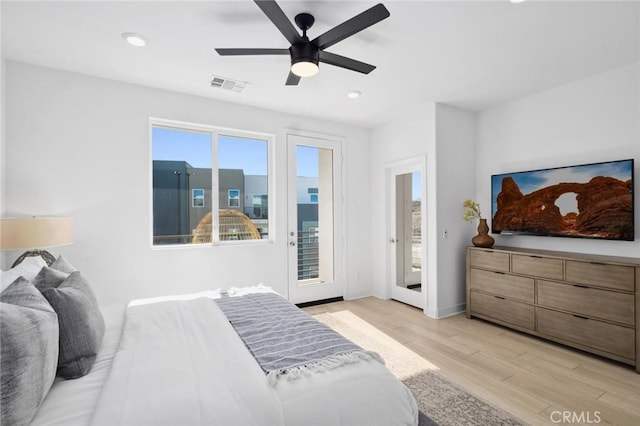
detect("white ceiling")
(2, 0), (639, 128)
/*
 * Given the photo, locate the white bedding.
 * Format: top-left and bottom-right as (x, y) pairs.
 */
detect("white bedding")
(33, 289), (418, 426)
(90, 293), (285, 426)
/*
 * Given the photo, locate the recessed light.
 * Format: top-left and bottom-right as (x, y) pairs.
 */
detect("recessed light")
(347, 90), (361, 99)
(510, 0), (527, 4)
(122, 32), (147, 47)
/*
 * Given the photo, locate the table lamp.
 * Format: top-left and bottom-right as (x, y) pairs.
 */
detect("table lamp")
(0, 217), (74, 267)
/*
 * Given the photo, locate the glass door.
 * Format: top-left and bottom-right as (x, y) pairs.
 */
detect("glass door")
(287, 133), (343, 304)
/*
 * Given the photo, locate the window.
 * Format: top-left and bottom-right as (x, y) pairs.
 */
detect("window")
(251, 195), (268, 219)
(228, 189), (240, 208)
(151, 119), (272, 246)
(192, 189), (205, 207)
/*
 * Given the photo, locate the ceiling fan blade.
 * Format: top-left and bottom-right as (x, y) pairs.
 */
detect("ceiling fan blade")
(254, 0), (301, 45)
(285, 71), (301, 86)
(215, 48), (289, 56)
(311, 3), (390, 50)
(319, 51), (376, 74)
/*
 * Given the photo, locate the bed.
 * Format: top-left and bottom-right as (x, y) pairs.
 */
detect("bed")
(1, 258), (418, 426)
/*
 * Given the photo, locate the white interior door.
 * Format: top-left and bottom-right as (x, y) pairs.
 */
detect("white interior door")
(287, 133), (344, 304)
(387, 158), (426, 309)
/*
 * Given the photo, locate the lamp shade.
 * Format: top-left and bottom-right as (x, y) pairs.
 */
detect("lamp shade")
(0, 217), (74, 250)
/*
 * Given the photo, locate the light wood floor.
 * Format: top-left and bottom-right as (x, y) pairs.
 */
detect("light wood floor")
(303, 297), (640, 426)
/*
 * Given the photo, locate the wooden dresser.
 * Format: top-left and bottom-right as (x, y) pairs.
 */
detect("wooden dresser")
(466, 246), (640, 372)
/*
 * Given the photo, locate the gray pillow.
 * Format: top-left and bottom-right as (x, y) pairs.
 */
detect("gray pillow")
(49, 255), (77, 274)
(40, 271), (105, 379)
(1, 277), (59, 426)
(33, 266), (70, 292)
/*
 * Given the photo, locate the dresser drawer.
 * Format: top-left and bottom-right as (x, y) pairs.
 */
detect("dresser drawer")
(469, 268), (534, 303)
(537, 280), (634, 326)
(470, 291), (535, 330)
(468, 249), (510, 272)
(512, 254), (563, 280)
(565, 261), (634, 292)
(537, 307), (635, 360)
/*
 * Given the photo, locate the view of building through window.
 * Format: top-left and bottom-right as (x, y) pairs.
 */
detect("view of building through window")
(151, 123), (320, 250)
(151, 124), (273, 245)
(296, 146), (325, 281)
(152, 126), (213, 245)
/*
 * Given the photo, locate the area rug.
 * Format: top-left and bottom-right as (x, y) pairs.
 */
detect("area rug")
(314, 310), (525, 426)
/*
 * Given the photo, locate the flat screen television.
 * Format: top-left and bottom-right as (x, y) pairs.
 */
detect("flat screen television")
(491, 159), (634, 241)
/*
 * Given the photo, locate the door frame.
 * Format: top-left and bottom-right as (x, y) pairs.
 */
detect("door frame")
(286, 129), (346, 304)
(385, 155), (427, 309)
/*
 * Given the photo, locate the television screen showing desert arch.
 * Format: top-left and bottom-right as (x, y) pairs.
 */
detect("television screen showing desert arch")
(491, 159), (634, 241)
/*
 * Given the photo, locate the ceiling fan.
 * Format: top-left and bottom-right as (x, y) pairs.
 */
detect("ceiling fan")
(215, 0), (390, 86)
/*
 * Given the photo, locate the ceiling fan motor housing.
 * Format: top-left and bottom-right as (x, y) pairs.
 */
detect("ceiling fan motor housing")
(289, 42), (319, 68)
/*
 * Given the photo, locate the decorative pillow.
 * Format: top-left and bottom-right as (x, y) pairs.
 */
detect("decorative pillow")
(0, 256), (47, 292)
(49, 255), (77, 274)
(33, 266), (70, 292)
(40, 271), (105, 379)
(1, 277), (59, 426)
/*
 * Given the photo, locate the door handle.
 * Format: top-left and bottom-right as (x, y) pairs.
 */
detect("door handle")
(390, 239), (396, 243)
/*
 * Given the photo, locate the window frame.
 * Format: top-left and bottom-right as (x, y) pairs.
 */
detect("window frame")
(192, 188), (205, 207)
(227, 189), (240, 208)
(149, 117), (275, 248)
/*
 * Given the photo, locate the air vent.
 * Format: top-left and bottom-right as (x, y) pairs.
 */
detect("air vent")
(210, 75), (249, 93)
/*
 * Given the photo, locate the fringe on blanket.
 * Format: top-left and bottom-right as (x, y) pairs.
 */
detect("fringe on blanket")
(267, 350), (385, 386)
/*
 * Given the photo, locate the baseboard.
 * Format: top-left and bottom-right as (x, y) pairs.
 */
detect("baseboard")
(433, 303), (466, 319)
(344, 290), (373, 301)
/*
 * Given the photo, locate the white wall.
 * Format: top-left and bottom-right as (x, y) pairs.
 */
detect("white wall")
(1, 4), (6, 267)
(370, 102), (476, 318)
(0, 58), (5, 207)
(477, 63), (640, 259)
(3, 61), (372, 305)
(1, 59), (5, 217)
(434, 104), (477, 317)
(1, 32), (5, 265)
(343, 126), (372, 299)
(0, 2), (8, 269)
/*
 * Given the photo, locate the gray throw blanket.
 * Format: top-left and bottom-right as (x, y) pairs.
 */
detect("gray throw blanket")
(215, 292), (383, 384)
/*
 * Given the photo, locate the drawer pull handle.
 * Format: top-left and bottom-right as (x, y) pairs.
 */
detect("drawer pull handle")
(530, 255), (543, 259)
(572, 314), (589, 320)
(494, 296), (505, 300)
(495, 272), (506, 275)
(572, 284), (589, 289)
(589, 261), (606, 266)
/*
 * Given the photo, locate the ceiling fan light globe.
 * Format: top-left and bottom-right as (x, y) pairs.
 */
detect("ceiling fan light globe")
(291, 61), (319, 77)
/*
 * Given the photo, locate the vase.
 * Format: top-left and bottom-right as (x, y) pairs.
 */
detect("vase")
(472, 218), (495, 248)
